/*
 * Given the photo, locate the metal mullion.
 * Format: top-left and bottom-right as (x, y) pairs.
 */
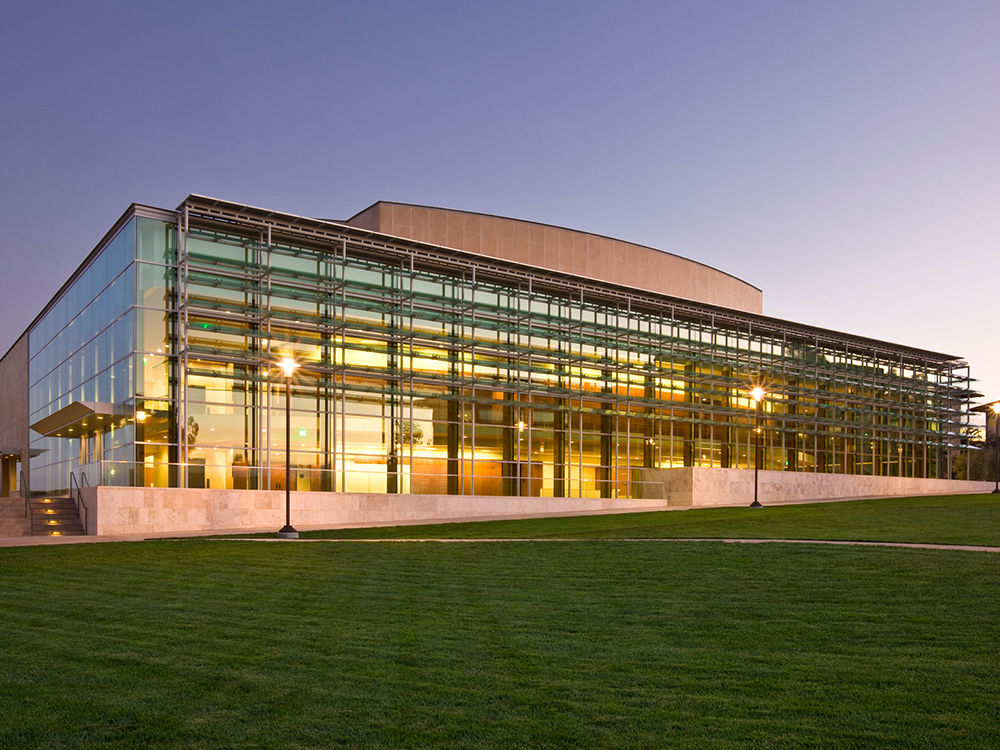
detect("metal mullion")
(179, 205), (190, 488)
(469, 270), (476, 495)
(340, 239), (347, 492)
(408, 253), (415, 493)
(180, 196), (975, 491)
(265, 227), (272, 489)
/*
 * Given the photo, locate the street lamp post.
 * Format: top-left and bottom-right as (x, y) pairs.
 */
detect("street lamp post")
(277, 357), (300, 538)
(750, 387), (765, 508)
(993, 403), (1000, 495)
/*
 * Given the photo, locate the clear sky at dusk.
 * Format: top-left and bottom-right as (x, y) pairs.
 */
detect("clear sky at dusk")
(1, 1), (998, 407)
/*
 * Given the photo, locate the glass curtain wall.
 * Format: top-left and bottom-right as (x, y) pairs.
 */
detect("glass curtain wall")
(164, 216), (969, 497)
(134, 217), (178, 488)
(26, 204), (972, 498)
(28, 220), (137, 495)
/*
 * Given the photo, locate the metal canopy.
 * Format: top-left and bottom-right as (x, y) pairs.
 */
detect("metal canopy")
(30, 402), (125, 438)
(179, 194), (964, 366)
(0, 447), (45, 458)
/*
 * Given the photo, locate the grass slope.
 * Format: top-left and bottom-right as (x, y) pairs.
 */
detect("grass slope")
(290, 493), (1000, 546)
(2, 539), (1000, 748)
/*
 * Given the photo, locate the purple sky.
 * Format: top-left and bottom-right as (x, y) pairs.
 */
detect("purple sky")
(2, 1), (998, 409)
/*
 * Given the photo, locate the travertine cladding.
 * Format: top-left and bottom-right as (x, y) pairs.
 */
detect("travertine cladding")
(0, 496), (29, 536)
(347, 203), (763, 314)
(0, 333), (29, 495)
(635, 467), (994, 507)
(0, 335), (28, 444)
(86, 486), (670, 536)
(85, 473), (993, 536)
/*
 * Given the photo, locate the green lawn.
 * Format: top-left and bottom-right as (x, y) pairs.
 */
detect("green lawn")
(2, 527), (1000, 747)
(290, 493), (1000, 546)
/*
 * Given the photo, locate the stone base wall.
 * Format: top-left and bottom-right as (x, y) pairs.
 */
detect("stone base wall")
(634, 468), (995, 507)
(0, 496), (29, 537)
(83, 473), (997, 536)
(85, 486), (671, 536)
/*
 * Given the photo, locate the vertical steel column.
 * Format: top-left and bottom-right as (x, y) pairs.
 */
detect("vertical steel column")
(921, 359), (929, 478)
(525, 278), (532, 498)
(993, 405), (1000, 493)
(408, 252), (415, 494)
(624, 302), (631, 492)
(265, 225), (272, 490)
(339, 238), (346, 493)
(179, 205), (189, 489)
(470, 268), (476, 495)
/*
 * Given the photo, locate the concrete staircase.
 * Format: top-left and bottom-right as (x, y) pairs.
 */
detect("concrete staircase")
(30, 495), (86, 536)
(0, 496), (31, 537)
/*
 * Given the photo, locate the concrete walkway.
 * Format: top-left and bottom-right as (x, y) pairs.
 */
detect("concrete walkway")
(219, 537), (1000, 553)
(3, 531), (998, 554)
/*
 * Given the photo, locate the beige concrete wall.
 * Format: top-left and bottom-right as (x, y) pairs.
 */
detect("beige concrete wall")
(347, 203), (379, 232)
(0, 334), (30, 495)
(89, 486), (671, 536)
(0, 496), (29, 536)
(346, 203), (763, 314)
(87, 471), (993, 535)
(636, 467), (994, 507)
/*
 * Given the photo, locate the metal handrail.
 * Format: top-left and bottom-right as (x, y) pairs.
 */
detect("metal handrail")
(20, 470), (31, 535)
(70, 472), (89, 535)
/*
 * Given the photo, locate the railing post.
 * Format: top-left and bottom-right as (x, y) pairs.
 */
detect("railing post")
(70, 472), (89, 536)
(20, 470), (31, 535)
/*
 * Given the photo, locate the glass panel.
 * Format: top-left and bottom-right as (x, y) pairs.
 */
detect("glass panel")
(110, 355), (132, 403)
(121, 219), (136, 269)
(137, 354), (173, 399)
(136, 399), (174, 444)
(95, 367), (113, 403)
(136, 262), (173, 309)
(186, 406), (249, 448)
(136, 308), (171, 354)
(137, 218), (175, 263)
(102, 229), (125, 284)
(188, 236), (248, 263)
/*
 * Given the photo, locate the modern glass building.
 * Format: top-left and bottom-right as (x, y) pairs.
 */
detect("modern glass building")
(10, 194), (976, 506)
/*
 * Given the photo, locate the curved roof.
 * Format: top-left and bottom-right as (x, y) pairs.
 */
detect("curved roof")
(345, 201), (763, 314)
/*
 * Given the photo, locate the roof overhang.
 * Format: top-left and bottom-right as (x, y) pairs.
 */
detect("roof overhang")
(0, 447), (45, 458)
(30, 402), (126, 438)
(179, 194), (967, 366)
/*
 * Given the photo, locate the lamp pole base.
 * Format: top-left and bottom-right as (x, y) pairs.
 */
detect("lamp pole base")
(277, 525), (299, 539)
(749, 500), (763, 508)
(992, 488), (1000, 494)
